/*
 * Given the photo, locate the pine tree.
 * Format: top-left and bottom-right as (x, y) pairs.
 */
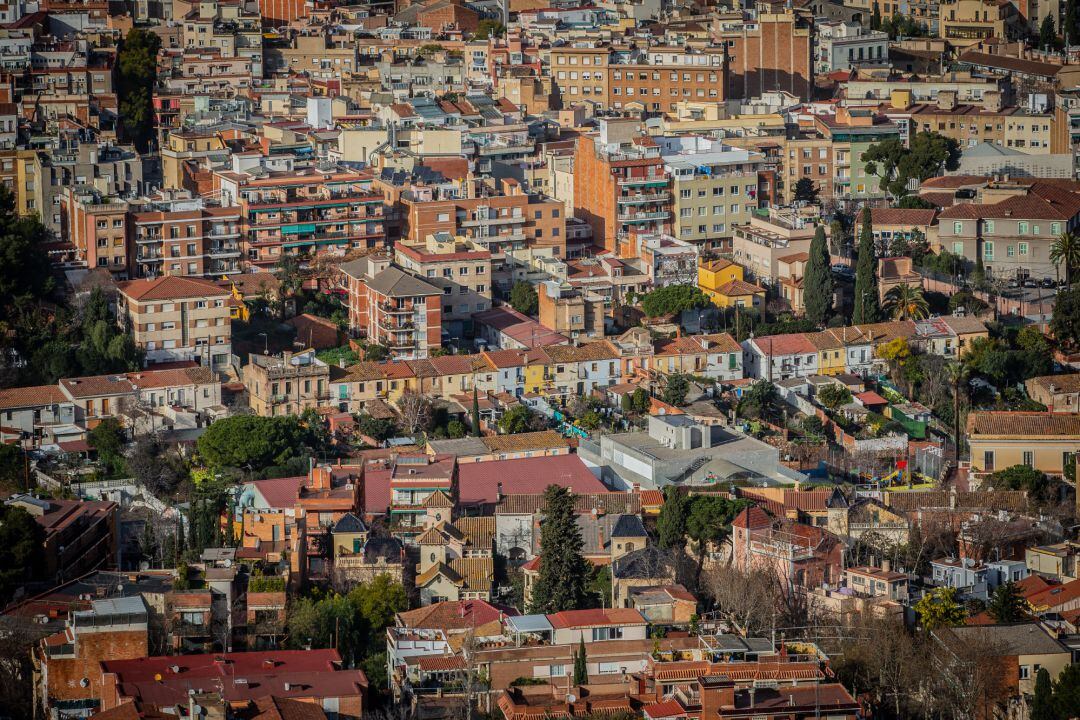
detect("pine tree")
(573, 636), (589, 685)
(987, 581), (1028, 623)
(529, 486), (591, 614)
(803, 225), (835, 326)
(1031, 668), (1054, 720)
(852, 207), (879, 324)
(656, 486), (689, 549)
(471, 387), (481, 436)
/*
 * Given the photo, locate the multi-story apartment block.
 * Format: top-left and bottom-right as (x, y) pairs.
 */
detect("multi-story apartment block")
(815, 21), (889, 73)
(731, 213), (816, 285)
(657, 136), (766, 251)
(395, 233), (494, 336)
(548, 44), (726, 115)
(179, 0), (263, 76)
(62, 187), (131, 277)
(215, 166), (386, 269)
(902, 94), (1059, 153)
(937, 179), (1080, 280)
(714, 7), (813, 101)
(130, 192), (243, 279)
(814, 106), (901, 204)
(939, 0), (1022, 48)
(243, 349), (331, 417)
(574, 118), (672, 256)
(339, 253), (443, 360)
(116, 276), (233, 368)
(537, 280), (605, 340)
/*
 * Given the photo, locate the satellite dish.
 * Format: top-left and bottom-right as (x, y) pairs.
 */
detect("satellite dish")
(79, 678), (90, 688)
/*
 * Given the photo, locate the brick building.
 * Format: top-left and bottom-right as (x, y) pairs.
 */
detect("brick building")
(714, 8), (814, 101)
(130, 193), (243, 279)
(394, 233), (494, 336)
(62, 187), (131, 278)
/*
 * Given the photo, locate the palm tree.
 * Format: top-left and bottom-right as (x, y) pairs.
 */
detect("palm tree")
(882, 283), (930, 321)
(1051, 231), (1080, 286)
(945, 361), (969, 466)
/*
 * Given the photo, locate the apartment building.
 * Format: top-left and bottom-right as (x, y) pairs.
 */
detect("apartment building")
(657, 136), (765, 250)
(937, 180), (1080, 280)
(5, 494), (117, 585)
(574, 118), (672, 255)
(216, 166), (386, 269)
(179, 0), (263, 76)
(130, 192), (243, 279)
(537, 280), (605, 340)
(816, 21), (889, 73)
(160, 130), (236, 191)
(903, 93), (1058, 153)
(714, 8), (814, 101)
(966, 411), (1080, 477)
(339, 253), (443, 360)
(813, 107), (900, 203)
(116, 276), (233, 368)
(548, 44), (726, 114)
(731, 213), (816, 285)
(243, 349), (331, 417)
(395, 233), (493, 336)
(939, 0), (1022, 48)
(62, 187), (131, 277)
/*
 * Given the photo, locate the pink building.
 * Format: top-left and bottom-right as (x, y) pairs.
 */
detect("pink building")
(731, 507), (843, 591)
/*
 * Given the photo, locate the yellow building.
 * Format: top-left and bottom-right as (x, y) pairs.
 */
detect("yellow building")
(966, 411), (1080, 477)
(706, 278), (765, 309)
(698, 258), (744, 305)
(807, 331), (847, 376)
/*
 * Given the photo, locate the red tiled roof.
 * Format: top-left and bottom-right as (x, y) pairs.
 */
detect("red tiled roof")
(966, 411), (1080, 437)
(249, 476), (305, 509)
(856, 390), (888, 405)
(363, 467), (391, 515)
(117, 275), (230, 301)
(750, 333), (816, 356)
(0, 384), (65, 410)
(1028, 579), (1080, 609)
(731, 506), (772, 529)
(546, 608), (646, 628)
(643, 699), (688, 719)
(870, 208), (937, 226)
(397, 599), (516, 630)
(457, 455), (607, 507)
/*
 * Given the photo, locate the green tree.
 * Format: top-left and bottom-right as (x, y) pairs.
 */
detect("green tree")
(196, 415), (309, 471)
(852, 207), (879, 324)
(0, 504), (46, 604)
(529, 486), (591, 613)
(499, 405), (533, 434)
(871, 1), (882, 29)
(1040, 14), (1057, 49)
(1052, 662), (1080, 720)
(631, 387), (651, 413)
(914, 586), (966, 629)
(471, 387), (482, 436)
(882, 283), (930, 320)
(117, 28), (162, 152)
(446, 419), (467, 438)
(656, 486), (689, 549)
(509, 281), (539, 315)
(988, 464), (1051, 502)
(862, 131), (961, 198)
(1068, 0), (1079, 48)
(803, 225), (834, 325)
(0, 444), (26, 494)
(987, 581), (1028, 623)
(793, 178), (819, 205)
(661, 373), (690, 406)
(573, 637), (588, 685)
(474, 19), (505, 38)
(945, 361), (969, 464)
(738, 379), (778, 420)
(817, 383), (852, 410)
(641, 285), (712, 317)
(578, 410), (602, 430)
(0, 186), (54, 326)
(88, 417), (126, 476)
(685, 495), (748, 549)
(1051, 285), (1080, 349)
(1050, 230), (1080, 286)
(1031, 668), (1054, 720)
(897, 195), (933, 209)
(829, 218), (845, 256)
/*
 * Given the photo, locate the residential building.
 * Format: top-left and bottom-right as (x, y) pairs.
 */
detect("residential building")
(934, 624), (1070, 699)
(714, 8), (814, 100)
(62, 188), (132, 278)
(4, 495), (117, 585)
(844, 565), (909, 602)
(657, 136), (766, 250)
(243, 349), (331, 417)
(731, 213), (816, 285)
(339, 253), (443, 360)
(130, 193), (243, 279)
(394, 233), (493, 336)
(939, 0), (1023, 48)
(116, 276), (233, 368)
(816, 21), (889, 73)
(731, 506), (844, 591)
(1026, 374), (1080, 412)
(537, 280), (605, 340)
(966, 411), (1080, 476)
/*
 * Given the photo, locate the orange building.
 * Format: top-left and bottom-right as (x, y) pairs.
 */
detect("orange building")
(715, 7), (814, 101)
(63, 187), (131, 277)
(574, 118), (672, 255)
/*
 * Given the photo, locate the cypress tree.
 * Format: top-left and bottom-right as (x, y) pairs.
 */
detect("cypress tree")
(529, 485), (591, 614)
(852, 207), (879, 324)
(803, 225), (834, 326)
(471, 387), (481, 436)
(573, 636), (589, 685)
(1030, 668), (1053, 720)
(656, 486), (689, 549)
(175, 515), (185, 565)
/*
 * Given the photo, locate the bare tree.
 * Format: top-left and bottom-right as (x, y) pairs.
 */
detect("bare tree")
(0, 620), (40, 718)
(832, 611), (923, 720)
(396, 390), (431, 435)
(703, 564), (784, 637)
(928, 629), (1011, 720)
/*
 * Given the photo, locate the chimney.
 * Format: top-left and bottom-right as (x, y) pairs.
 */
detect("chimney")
(881, 558), (892, 573)
(937, 90), (957, 112)
(984, 90), (1003, 113)
(496, 482), (503, 501)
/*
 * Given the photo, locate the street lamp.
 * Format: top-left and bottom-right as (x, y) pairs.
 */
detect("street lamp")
(258, 332), (269, 355)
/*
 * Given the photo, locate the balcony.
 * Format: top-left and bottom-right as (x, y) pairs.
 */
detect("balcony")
(210, 244), (241, 257)
(380, 302), (415, 315)
(617, 177), (669, 188)
(617, 192), (671, 204)
(460, 214), (523, 228)
(135, 234), (162, 244)
(617, 211), (671, 223)
(477, 142), (534, 157)
(137, 253), (164, 262)
(378, 317), (417, 333)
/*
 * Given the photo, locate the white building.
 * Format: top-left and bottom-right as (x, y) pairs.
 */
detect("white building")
(816, 21), (889, 73)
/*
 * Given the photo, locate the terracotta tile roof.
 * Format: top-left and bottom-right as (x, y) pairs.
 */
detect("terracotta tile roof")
(714, 279), (765, 296)
(343, 362), (387, 382)
(698, 333), (742, 353)
(452, 516), (496, 548)
(495, 492), (639, 515)
(640, 489), (664, 508)
(480, 430), (570, 453)
(957, 49), (1062, 77)
(870, 208), (937, 226)
(546, 608), (647, 628)
(732, 506), (773, 529)
(805, 330), (844, 351)
(1027, 374), (1080, 393)
(0, 384), (65, 410)
(750, 333), (817, 356)
(396, 599), (515, 630)
(59, 374), (138, 399)
(457, 454), (607, 507)
(1027, 578), (1080, 610)
(777, 251), (809, 263)
(966, 411), (1080, 437)
(920, 175), (990, 189)
(118, 275), (230, 301)
(416, 655), (466, 672)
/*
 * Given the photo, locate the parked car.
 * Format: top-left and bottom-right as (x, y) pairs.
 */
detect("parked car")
(1041, 277), (1056, 288)
(1023, 279), (1038, 288)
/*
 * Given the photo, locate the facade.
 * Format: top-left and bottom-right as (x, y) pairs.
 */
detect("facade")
(243, 349), (331, 417)
(816, 21), (888, 73)
(966, 411), (1080, 476)
(715, 10), (814, 101)
(116, 276), (233, 368)
(394, 233), (494, 334)
(130, 194), (243, 279)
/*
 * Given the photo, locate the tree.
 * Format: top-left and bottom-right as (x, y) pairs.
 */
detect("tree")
(447, 419), (467, 438)
(793, 178), (819, 205)
(1050, 285), (1080, 349)
(914, 586), (965, 629)
(986, 581), (1028, 623)
(196, 415), (309, 471)
(871, 1), (882, 29)
(803, 225), (834, 325)
(397, 389), (432, 435)
(1040, 14), (1057, 49)
(987, 464), (1051, 502)
(897, 195), (933, 209)
(882, 283), (930, 320)
(358, 414), (397, 443)
(829, 218), (845, 256)
(862, 131), (960, 198)
(573, 637), (588, 685)
(509, 281), (539, 315)
(631, 387), (651, 413)
(0, 444), (26, 494)
(1052, 662), (1080, 720)
(661, 373), (689, 406)
(0, 186), (54, 325)
(1031, 668), (1054, 720)
(0, 504), (45, 604)
(471, 388), (482, 436)
(499, 405), (533, 434)
(852, 207), (879, 324)
(738, 379), (778, 419)
(817, 383), (852, 410)
(88, 417), (126, 476)
(529, 486), (591, 613)
(1069, 0), (1079, 48)
(1050, 230), (1080, 286)
(685, 495), (748, 550)
(473, 19), (505, 39)
(945, 361), (969, 464)
(128, 436), (186, 498)
(641, 285), (712, 317)
(117, 29), (162, 152)
(656, 486), (689, 549)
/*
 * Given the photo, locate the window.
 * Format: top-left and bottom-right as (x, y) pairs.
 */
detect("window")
(983, 450), (995, 471)
(1019, 242), (1029, 256)
(1052, 222), (1061, 235)
(1023, 451), (1034, 467)
(1019, 665), (1031, 680)
(1019, 221), (1029, 235)
(592, 627), (623, 641)
(983, 241), (994, 259)
(953, 221), (963, 234)
(984, 220), (994, 233)
(548, 665), (566, 677)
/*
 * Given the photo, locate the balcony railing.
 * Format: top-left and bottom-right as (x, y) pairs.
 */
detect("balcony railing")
(617, 192), (671, 204)
(617, 177), (669, 187)
(617, 211), (671, 223)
